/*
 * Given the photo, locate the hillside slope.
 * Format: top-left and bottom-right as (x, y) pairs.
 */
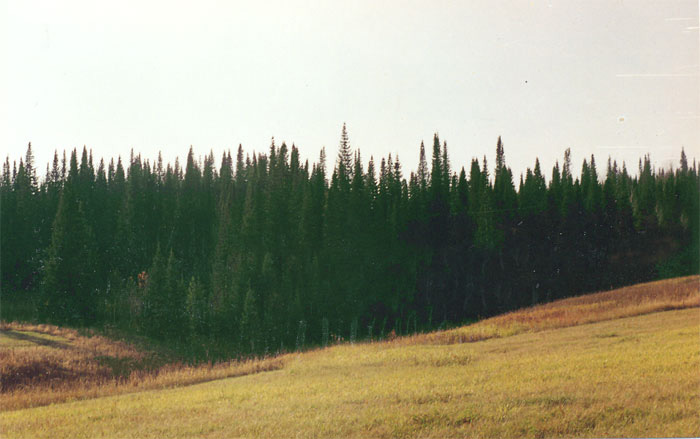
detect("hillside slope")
(1, 277), (698, 438)
(413, 274), (699, 345)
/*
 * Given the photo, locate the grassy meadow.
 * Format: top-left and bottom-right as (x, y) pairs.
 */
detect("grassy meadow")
(0, 324), (286, 411)
(411, 274), (700, 345)
(1, 276), (698, 438)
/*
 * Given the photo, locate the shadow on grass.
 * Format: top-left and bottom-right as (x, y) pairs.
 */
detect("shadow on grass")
(0, 330), (72, 349)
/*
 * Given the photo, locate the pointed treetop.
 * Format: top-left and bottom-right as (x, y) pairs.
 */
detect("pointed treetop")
(430, 134), (443, 192)
(269, 137), (277, 165)
(468, 158), (480, 184)
(481, 155), (489, 182)
(442, 141), (450, 180)
(551, 160), (561, 184)
(61, 151), (67, 180)
(589, 154), (598, 182)
(319, 147), (327, 176)
(69, 149), (79, 179)
(534, 157), (542, 178)
(495, 136), (505, 172)
(290, 144), (300, 172)
(680, 147), (688, 172)
(50, 150), (61, 183)
(23, 142), (37, 189)
(367, 155), (376, 178)
(353, 149), (363, 179)
(337, 123), (353, 179)
(562, 148), (572, 183)
(417, 140), (429, 188)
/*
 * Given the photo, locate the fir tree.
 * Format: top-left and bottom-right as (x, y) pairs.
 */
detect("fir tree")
(42, 150), (98, 325)
(337, 123), (353, 180)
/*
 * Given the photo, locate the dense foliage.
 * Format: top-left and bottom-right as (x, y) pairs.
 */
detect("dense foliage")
(2, 127), (697, 356)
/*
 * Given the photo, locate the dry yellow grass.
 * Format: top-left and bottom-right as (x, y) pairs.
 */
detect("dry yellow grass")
(0, 323), (286, 411)
(408, 275), (699, 345)
(1, 276), (698, 438)
(1, 308), (698, 438)
(1, 275), (697, 413)
(1, 323), (154, 393)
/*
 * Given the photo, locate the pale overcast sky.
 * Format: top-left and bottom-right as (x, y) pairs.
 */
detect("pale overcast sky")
(2, 0), (698, 181)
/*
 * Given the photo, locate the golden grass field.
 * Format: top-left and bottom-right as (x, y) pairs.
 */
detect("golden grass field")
(1, 276), (698, 438)
(0, 323), (286, 412)
(411, 274), (700, 345)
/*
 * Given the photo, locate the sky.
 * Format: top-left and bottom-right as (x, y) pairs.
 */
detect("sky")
(2, 0), (698, 182)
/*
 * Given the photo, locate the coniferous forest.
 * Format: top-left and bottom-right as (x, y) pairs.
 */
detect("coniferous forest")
(2, 126), (698, 358)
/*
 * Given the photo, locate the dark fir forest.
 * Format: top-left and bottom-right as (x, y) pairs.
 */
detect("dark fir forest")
(2, 126), (698, 358)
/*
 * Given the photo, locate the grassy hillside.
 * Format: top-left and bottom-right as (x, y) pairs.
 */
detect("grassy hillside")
(1, 276), (698, 438)
(411, 274), (699, 345)
(0, 324), (285, 411)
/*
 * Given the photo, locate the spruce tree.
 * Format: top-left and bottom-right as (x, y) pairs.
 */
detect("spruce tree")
(337, 123), (353, 180)
(42, 150), (98, 325)
(417, 141), (429, 189)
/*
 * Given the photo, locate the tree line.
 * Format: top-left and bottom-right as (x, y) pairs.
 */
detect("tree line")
(2, 125), (698, 357)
